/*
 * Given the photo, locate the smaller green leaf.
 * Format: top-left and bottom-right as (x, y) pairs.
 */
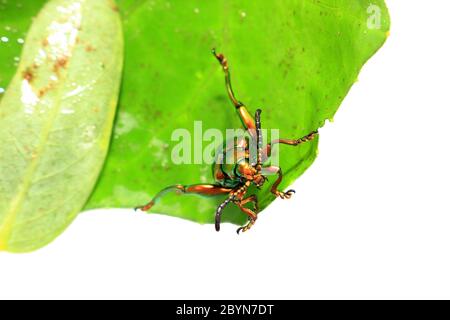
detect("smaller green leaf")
(0, 0), (123, 252)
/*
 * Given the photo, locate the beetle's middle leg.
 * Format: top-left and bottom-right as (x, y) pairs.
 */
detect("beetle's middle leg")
(262, 166), (296, 200)
(136, 184), (233, 212)
(212, 49), (256, 138)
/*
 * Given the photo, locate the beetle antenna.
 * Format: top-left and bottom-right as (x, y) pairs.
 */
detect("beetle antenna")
(255, 109), (263, 172)
(215, 182), (250, 231)
(215, 194), (234, 231)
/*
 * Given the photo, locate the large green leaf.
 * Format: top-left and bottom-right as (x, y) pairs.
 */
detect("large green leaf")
(85, 0), (390, 225)
(0, 0), (390, 235)
(0, 0), (123, 252)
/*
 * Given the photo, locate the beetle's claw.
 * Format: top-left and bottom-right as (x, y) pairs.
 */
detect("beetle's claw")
(134, 202), (154, 212)
(212, 49), (228, 69)
(236, 219), (256, 234)
(286, 189), (296, 196)
(276, 189), (296, 199)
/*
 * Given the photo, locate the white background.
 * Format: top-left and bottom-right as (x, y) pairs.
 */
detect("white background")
(1, 0), (450, 300)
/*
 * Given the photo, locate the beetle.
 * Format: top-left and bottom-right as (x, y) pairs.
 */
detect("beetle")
(135, 50), (318, 233)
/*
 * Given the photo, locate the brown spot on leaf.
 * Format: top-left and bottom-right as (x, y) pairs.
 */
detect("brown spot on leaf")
(42, 38), (49, 47)
(85, 45), (95, 52)
(153, 110), (162, 118)
(53, 56), (68, 73)
(22, 67), (34, 82)
(38, 81), (57, 98)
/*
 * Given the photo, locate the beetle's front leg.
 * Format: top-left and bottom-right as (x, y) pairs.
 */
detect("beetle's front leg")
(136, 184), (233, 212)
(263, 166), (296, 199)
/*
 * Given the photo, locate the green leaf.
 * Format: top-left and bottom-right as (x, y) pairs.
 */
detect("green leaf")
(85, 0), (390, 225)
(0, 0), (123, 252)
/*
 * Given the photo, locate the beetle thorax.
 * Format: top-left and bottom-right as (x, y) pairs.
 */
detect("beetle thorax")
(237, 161), (256, 180)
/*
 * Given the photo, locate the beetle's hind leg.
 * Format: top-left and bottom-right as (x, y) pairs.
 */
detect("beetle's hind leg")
(212, 48), (241, 108)
(135, 184), (233, 212)
(236, 195), (259, 234)
(212, 49), (257, 137)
